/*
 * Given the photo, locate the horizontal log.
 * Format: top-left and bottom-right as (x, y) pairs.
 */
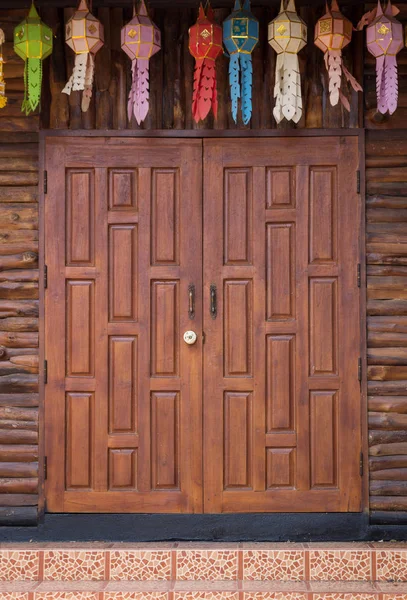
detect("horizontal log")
(367, 243), (407, 256)
(369, 397), (407, 413)
(1, 348), (37, 361)
(0, 252), (38, 270)
(0, 462), (38, 478)
(0, 156), (37, 172)
(370, 480), (407, 495)
(0, 230), (38, 248)
(368, 366), (407, 381)
(368, 266), (407, 277)
(0, 301), (39, 318)
(0, 204), (38, 229)
(0, 117), (39, 133)
(0, 361), (38, 375)
(0, 445), (38, 462)
(0, 318), (38, 332)
(369, 412), (407, 429)
(366, 167), (407, 183)
(368, 332), (407, 347)
(370, 468), (407, 480)
(0, 281), (38, 300)
(367, 300), (407, 316)
(368, 381), (407, 395)
(370, 496), (407, 511)
(0, 406), (38, 422)
(0, 477), (37, 494)
(0, 186), (38, 203)
(370, 455), (407, 471)
(370, 442), (407, 456)
(366, 157), (407, 169)
(368, 348), (407, 366)
(368, 316), (407, 333)
(0, 418), (37, 431)
(0, 332), (38, 347)
(370, 511), (407, 524)
(0, 429), (37, 444)
(0, 142), (38, 157)
(10, 355), (39, 369)
(0, 172), (38, 187)
(369, 430), (407, 446)
(0, 133), (38, 144)
(0, 506), (37, 526)
(0, 269), (39, 282)
(0, 493), (38, 506)
(0, 374), (38, 394)
(0, 394), (38, 407)
(367, 254), (407, 266)
(367, 195), (407, 209)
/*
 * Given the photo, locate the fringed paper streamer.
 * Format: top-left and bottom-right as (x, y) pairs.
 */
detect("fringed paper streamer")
(0, 29), (6, 109)
(192, 58), (217, 123)
(240, 54), (253, 125)
(21, 57), (42, 115)
(128, 58), (150, 126)
(229, 54), (240, 124)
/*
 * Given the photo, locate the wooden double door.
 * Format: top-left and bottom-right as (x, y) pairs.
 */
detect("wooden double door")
(44, 136), (362, 513)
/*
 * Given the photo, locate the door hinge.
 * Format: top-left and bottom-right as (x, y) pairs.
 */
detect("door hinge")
(44, 170), (48, 194)
(44, 359), (48, 385)
(357, 263), (361, 288)
(202, 332), (206, 344)
(358, 357), (362, 383)
(356, 170), (360, 194)
(44, 456), (48, 481)
(359, 451), (364, 477)
(44, 264), (48, 289)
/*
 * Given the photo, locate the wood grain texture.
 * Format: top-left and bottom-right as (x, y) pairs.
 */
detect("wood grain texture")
(367, 131), (407, 518)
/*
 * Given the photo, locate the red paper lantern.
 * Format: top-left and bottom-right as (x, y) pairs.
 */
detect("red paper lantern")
(188, 3), (222, 123)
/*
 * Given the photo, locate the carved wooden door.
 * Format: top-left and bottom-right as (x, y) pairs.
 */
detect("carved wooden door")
(203, 137), (362, 512)
(45, 138), (203, 512)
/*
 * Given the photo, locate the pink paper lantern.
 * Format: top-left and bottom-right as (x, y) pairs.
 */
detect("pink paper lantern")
(366, 0), (403, 114)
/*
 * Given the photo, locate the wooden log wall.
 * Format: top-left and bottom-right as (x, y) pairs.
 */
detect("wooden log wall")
(367, 131), (407, 525)
(0, 10), (39, 525)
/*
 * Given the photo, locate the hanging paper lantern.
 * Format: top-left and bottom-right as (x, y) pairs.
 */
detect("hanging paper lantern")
(223, 0), (259, 125)
(121, 0), (161, 125)
(62, 0), (104, 113)
(188, 3), (222, 123)
(0, 28), (6, 109)
(14, 3), (52, 115)
(314, 0), (362, 111)
(268, 0), (307, 124)
(366, 0), (403, 115)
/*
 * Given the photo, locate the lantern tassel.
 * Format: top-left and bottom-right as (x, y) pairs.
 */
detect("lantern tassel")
(0, 29), (6, 109)
(326, 51), (342, 107)
(273, 53), (284, 124)
(22, 58), (42, 115)
(192, 58), (204, 122)
(384, 55), (398, 115)
(282, 53), (300, 123)
(82, 54), (95, 113)
(136, 59), (150, 125)
(229, 53), (240, 124)
(63, 53), (88, 96)
(376, 55), (386, 114)
(240, 53), (252, 125)
(199, 59), (216, 122)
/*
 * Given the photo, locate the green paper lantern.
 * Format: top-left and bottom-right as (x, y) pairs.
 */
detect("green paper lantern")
(14, 2), (52, 115)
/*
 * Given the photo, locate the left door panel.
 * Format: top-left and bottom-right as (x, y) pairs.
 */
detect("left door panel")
(44, 138), (203, 513)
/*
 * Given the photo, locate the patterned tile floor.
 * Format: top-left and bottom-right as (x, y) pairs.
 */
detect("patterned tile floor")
(0, 543), (405, 599)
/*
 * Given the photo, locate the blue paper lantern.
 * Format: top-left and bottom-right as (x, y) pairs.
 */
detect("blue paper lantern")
(223, 0), (259, 124)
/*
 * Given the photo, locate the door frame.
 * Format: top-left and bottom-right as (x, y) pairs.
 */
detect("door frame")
(38, 130), (367, 520)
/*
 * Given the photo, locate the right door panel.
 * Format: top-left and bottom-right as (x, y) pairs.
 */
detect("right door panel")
(203, 137), (362, 513)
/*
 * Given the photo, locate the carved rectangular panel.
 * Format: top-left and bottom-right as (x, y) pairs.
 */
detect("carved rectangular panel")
(151, 392), (179, 490)
(309, 167), (337, 264)
(224, 168), (252, 265)
(151, 281), (179, 377)
(266, 335), (295, 432)
(151, 169), (179, 265)
(224, 392), (252, 489)
(109, 337), (137, 434)
(266, 448), (296, 489)
(109, 225), (138, 322)
(266, 167), (295, 208)
(108, 169), (137, 211)
(224, 280), (252, 377)
(66, 280), (94, 377)
(310, 391), (338, 488)
(266, 223), (295, 320)
(108, 449), (137, 490)
(66, 393), (93, 490)
(309, 278), (338, 376)
(66, 169), (94, 266)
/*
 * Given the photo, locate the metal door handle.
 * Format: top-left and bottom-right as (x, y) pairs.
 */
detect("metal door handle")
(188, 284), (195, 320)
(210, 284), (217, 319)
